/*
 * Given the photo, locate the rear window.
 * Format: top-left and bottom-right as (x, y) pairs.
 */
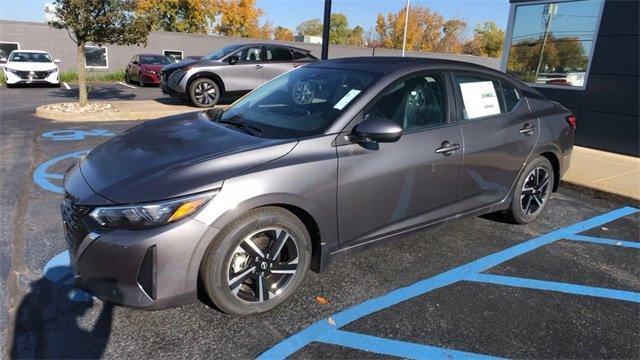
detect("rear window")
(265, 46), (293, 61)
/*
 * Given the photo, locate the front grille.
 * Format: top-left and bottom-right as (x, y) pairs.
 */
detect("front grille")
(16, 70), (50, 80)
(137, 246), (156, 299)
(61, 197), (91, 255)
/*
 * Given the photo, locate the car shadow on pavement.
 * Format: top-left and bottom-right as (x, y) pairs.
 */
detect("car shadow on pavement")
(48, 86), (136, 101)
(9, 267), (114, 359)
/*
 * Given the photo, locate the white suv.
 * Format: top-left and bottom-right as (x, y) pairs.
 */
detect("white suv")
(2, 50), (61, 87)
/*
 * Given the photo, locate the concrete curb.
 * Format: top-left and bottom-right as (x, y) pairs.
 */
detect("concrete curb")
(35, 100), (207, 122)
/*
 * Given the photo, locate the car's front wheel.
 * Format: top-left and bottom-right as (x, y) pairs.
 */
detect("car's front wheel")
(201, 207), (311, 316)
(189, 78), (220, 108)
(503, 156), (554, 224)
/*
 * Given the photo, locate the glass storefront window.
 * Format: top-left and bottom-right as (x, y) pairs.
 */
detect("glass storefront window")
(506, 0), (602, 87)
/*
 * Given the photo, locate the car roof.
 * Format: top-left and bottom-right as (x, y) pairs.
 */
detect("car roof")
(10, 50), (49, 54)
(306, 56), (495, 74)
(232, 43), (312, 53)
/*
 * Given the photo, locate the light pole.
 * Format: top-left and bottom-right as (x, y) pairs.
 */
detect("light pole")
(321, 0), (332, 60)
(535, 3), (557, 81)
(401, 0), (410, 57)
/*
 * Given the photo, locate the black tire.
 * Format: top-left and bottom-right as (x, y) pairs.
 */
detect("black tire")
(503, 156), (554, 224)
(201, 207), (311, 316)
(138, 73), (145, 87)
(124, 71), (130, 84)
(189, 78), (220, 108)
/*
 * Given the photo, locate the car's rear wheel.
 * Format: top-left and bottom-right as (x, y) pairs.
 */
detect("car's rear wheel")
(503, 156), (554, 224)
(201, 207), (311, 316)
(189, 78), (220, 108)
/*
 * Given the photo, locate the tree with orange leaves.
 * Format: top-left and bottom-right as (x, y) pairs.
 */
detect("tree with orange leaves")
(274, 26), (294, 41)
(216, 0), (263, 38)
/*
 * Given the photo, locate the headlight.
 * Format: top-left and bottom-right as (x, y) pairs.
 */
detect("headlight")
(89, 191), (217, 229)
(47, 68), (58, 74)
(143, 68), (155, 74)
(4, 67), (17, 73)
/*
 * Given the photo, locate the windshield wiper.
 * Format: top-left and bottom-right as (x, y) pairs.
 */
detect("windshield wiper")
(217, 118), (264, 137)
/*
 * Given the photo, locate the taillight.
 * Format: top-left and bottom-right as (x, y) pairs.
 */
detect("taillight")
(566, 115), (577, 130)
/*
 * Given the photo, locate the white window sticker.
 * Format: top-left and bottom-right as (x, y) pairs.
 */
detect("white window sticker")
(333, 89), (361, 110)
(459, 81), (501, 119)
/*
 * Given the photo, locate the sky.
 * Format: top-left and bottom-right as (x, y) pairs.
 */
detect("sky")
(0, 0), (510, 37)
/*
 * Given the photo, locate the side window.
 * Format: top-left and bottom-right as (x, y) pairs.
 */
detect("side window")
(498, 81), (520, 113)
(365, 73), (448, 131)
(454, 74), (503, 120)
(293, 51), (316, 61)
(233, 47), (262, 62)
(265, 46), (293, 62)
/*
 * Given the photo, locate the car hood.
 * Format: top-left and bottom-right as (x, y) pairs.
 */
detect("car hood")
(5, 61), (57, 71)
(161, 58), (215, 72)
(79, 111), (297, 204)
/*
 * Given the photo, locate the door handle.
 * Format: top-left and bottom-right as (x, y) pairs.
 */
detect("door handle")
(520, 124), (536, 136)
(435, 141), (460, 156)
(255, 64), (263, 69)
(292, 63), (300, 68)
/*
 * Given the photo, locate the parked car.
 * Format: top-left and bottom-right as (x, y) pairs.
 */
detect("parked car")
(63, 57), (575, 315)
(2, 50), (60, 87)
(125, 54), (173, 87)
(160, 43), (318, 107)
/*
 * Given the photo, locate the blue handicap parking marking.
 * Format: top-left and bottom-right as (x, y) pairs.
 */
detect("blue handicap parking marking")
(33, 150), (89, 194)
(42, 129), (114, 141)
(258, 207), (640, 360)
(43, 250), (93, 303)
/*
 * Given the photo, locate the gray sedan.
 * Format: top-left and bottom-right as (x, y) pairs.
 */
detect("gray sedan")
(63, 57), (574, 315)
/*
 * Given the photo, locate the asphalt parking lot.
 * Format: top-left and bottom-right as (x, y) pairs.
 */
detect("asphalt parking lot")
(1, 83), (638, 359)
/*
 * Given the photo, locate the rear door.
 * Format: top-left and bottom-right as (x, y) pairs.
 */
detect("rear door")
(451, 72), (538, 213)
(337, 71), (463, 247)
(262, 45), (294, 81)
(223, 45), (264, 91)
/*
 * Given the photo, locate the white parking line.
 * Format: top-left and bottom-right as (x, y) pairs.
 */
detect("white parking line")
(118, 81), (136, 89)
(62, 82), (70, 89)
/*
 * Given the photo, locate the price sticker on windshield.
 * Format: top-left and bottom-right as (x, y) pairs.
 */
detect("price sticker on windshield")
(333, 89), (361, 110)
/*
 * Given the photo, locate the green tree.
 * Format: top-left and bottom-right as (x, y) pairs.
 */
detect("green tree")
(296, 18), (323, 36)
(137, 0), (218, 33)
(472, 21), (505, 57)
(48, 0), (153, 106)
(329, 13), (349, 45)
(347, 25), (364, 46)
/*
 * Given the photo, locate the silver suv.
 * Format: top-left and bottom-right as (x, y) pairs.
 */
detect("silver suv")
(160, 43), (318, 107)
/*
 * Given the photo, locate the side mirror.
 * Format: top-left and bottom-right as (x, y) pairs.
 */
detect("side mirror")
(0, 57), (6, 63)
(227, 55), (239, 65)
(54, 59), (61, 64)
(132, 60), (138, 65)
(351, 116), (403, 143)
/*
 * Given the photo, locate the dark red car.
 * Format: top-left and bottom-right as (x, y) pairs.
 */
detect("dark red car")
(125, 54), (172, 86)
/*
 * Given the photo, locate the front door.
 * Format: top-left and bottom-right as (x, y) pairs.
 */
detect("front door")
(337, 72), (463, 247)
(451, 72), (539, 213)
(223, 45), (264, 91)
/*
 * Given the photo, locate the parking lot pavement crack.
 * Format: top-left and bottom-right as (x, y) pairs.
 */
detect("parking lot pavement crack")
(2, 117), (45, 355)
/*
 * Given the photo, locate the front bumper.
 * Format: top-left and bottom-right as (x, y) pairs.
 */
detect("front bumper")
(160, 69), (189, 99)
(64, 205), (220, 309)
(4, 69), (59, 84)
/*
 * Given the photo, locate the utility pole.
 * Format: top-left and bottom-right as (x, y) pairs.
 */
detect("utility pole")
(535, 3), (557, 81)
(321, 0), (332, 60)
(401, 0), (410, 57)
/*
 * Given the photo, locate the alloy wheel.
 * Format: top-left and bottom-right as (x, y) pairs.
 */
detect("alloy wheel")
(194, 82), (217, 105)
(227, 227), (299, 303)
(521, 167), (550, 216)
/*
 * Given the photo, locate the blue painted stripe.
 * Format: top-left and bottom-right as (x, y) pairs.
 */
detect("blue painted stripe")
(465, 273), (640, 303)
(257, 207), (639, 360)
(317, 330), (502, 360)
(565, 234), (640, 249)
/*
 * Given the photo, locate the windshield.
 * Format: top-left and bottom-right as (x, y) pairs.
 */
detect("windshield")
(219, 67), (380, 138)
(9, 52), (52, 62)
(140, 55), (171, 65)
(204, 45), (243, 60)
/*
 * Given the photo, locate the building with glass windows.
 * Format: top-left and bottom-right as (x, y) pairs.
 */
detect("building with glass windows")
(502, 0), (638, 156)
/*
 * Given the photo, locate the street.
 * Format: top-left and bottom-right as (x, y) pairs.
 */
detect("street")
(1, 84), (638, 359)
